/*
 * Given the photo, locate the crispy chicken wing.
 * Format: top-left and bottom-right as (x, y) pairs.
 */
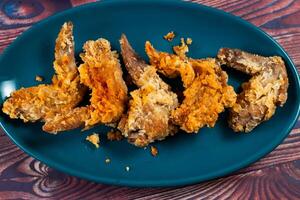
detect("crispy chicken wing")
(217, 48), (288, 132)
(145, 41), (195, 88)
(2, 22), (86, 123)
(146, 43), (236, 133)
(118, 35), (178, 147)
(43, 39), (128, 133)
(172, 58), (236, 133)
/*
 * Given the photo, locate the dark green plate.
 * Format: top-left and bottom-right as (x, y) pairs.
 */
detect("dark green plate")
(0, 0), (299, 187)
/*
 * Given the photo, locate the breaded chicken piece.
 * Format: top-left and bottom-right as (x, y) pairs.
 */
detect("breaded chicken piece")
(145, 41), (195, 88)
(43, 39), (128, 133)
(118, 35), (178, 147)
(146, 44), (236, 133)
(173, 58), (236, 133)
(2, 22), (86, 123)
(217, 48), (288, 132)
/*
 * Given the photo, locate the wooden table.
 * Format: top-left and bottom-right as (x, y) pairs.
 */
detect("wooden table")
(0, 0), (299, 199)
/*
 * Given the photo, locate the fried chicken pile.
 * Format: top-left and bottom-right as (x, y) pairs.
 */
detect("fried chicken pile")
(146, 42), (237, 133)
(2, 22), (289, 147)
(2, 22), (86, 125)
(217, 48), (288, 132)
(118, 35), (178, 147)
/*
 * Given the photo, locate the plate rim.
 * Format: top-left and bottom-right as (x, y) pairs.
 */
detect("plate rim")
(0, 0), (299, 187)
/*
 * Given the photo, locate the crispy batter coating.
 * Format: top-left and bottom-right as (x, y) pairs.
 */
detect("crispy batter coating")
(43, 39), (128, 133)
(146, 44), (236, 133)
(218, 48), (288, 132)
(172, 58), (236, 133)
(2, 22), (86, 123)
(145, 41), (195, 88)
(118, 35), (178, 147)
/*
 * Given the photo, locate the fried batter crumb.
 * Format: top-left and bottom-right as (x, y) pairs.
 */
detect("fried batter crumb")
(186, 38), (192, 45)
(125, 166), (130, 171)
(35, 75), (43, 82)
(173, 38), (189, 59)
(107, 130), (123, 141)
(105, 158), (111, 163)
(150, 146), (158, 156)
(163, 31), (175, 41)
(86, 133), (100, 148)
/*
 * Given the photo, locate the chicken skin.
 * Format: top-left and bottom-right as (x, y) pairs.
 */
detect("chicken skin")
(145, 42), (236, 133)
(118, 35), (178, 147)
(43, 39), (128, 133)
(217, 48), (288, 132)
(2, 22), (86, 124)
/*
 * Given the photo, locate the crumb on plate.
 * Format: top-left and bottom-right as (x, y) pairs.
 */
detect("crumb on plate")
(150, 146), (158, 156)
(125, 166), (130, 171)
(35, 75), (43, 82)
(105, 158), (111, 163)
(163, 31), (175, 41)
(186, 37), (192, 45)
(86, 133), (100, 148)
(107, 129), (123, 141)
(173, 38), (189, 59)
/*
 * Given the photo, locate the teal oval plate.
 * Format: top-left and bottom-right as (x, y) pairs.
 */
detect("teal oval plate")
(0, 0), (299, 187)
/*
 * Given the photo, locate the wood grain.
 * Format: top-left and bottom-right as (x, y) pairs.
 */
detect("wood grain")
(0, 0), (299, 199)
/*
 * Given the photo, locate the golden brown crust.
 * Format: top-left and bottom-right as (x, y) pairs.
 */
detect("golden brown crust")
(171, 58), (236, 133)
(43, 39), (128, 133)
(2, 22), (86, 124)
(118, 35), (178, 147)
(217, 48), (289, 132)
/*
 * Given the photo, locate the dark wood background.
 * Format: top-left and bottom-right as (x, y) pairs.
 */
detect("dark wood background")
(0, 0), (299, 199)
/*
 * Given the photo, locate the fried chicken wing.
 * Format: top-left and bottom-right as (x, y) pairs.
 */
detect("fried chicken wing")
(217, 48), (288, 132)
(146, 43), (236, 133)
(145, 41), (195, 88)
(2, 22), (86, 123)
(173, 58), (236, 133)
(43, 39), (128, 133)
(118, 35), (178, 147)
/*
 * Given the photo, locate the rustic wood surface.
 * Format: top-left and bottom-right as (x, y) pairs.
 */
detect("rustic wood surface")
(0, 0), (299, 199)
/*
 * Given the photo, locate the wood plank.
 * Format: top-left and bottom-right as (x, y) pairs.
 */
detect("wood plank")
(0, 156), (298, 199)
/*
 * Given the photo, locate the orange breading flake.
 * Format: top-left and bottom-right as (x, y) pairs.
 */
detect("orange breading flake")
(186, 38), (192, 45)
(86, 133), (100, 148)
(163, 31), (175, 41)
(35, 75), (43, 82)
(150, 146), (158, 156)
(173, 38), (189, 59)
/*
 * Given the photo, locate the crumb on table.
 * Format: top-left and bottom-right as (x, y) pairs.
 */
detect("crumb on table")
(86, 133), (100, 148)
(107, 130), (123, 141)
(150, 146), (158, 156)
(163, 31), (175, 41)
(35, 75), (43, 82)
